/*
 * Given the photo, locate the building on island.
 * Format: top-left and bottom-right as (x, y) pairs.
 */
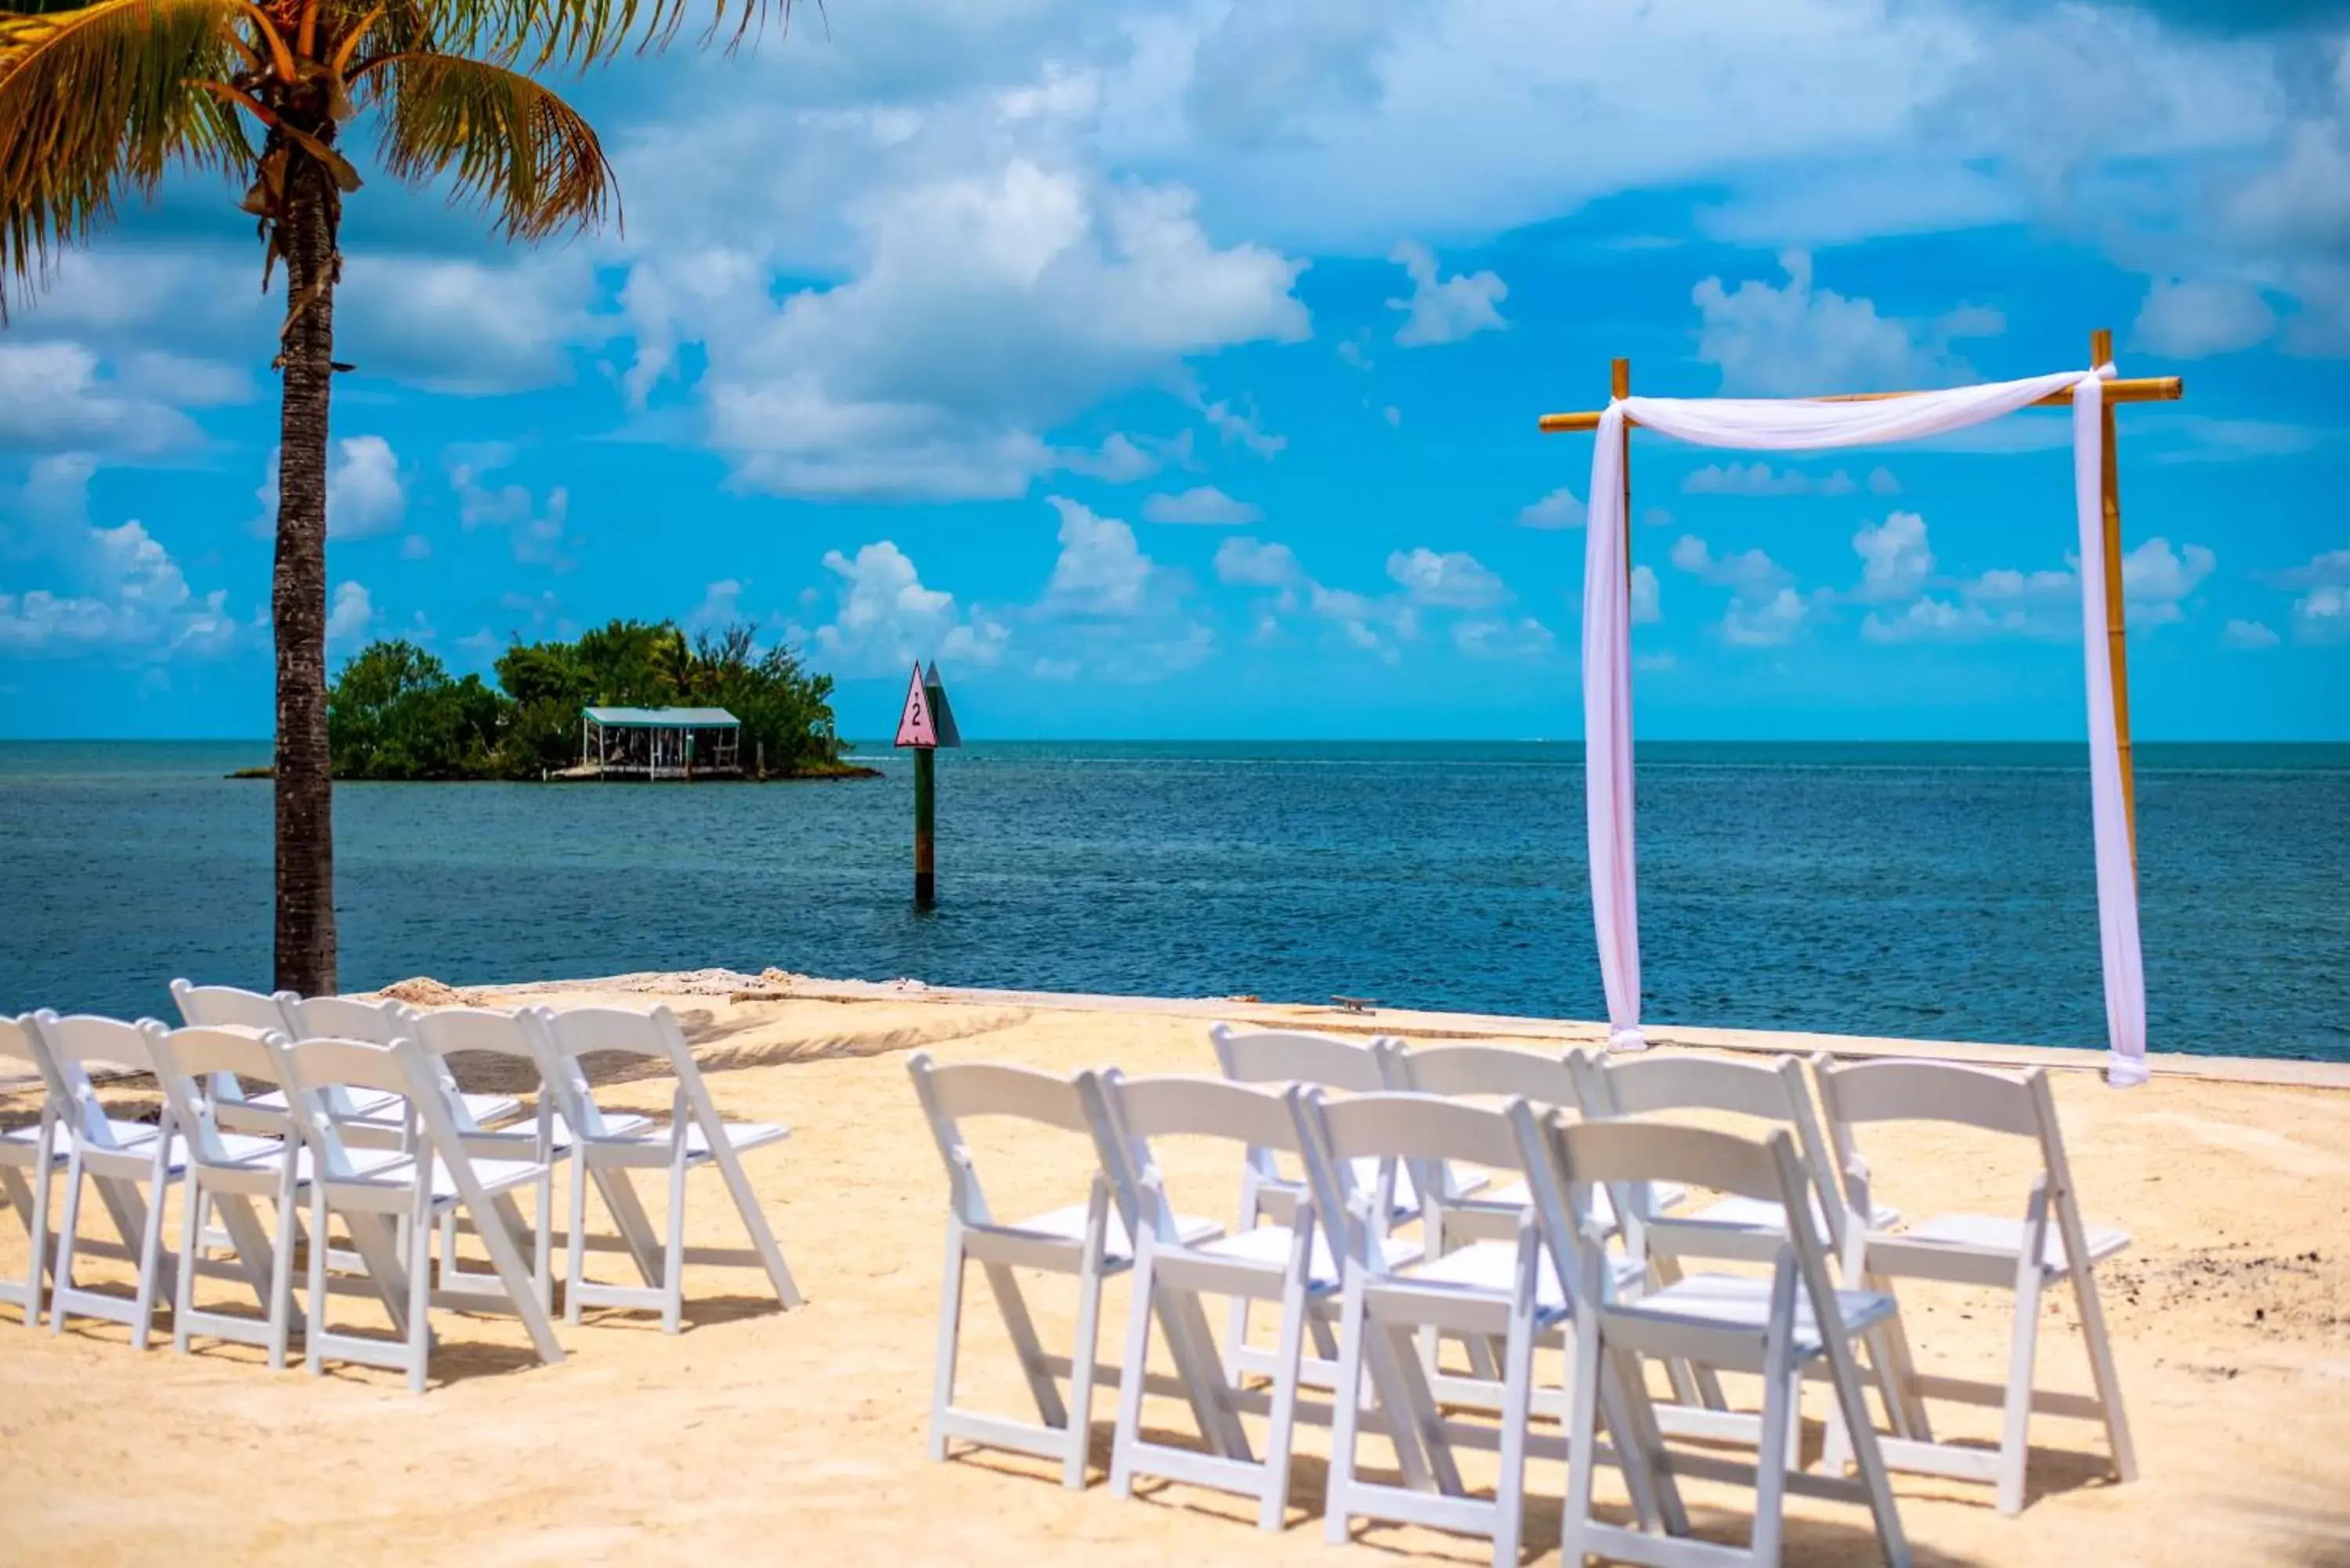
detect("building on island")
(580, 706), (743, 779)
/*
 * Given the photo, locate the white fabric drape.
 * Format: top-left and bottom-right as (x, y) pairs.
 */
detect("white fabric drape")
(1581, 368), (2149, 1087)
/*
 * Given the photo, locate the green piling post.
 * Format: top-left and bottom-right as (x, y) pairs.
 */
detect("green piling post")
(913, 746), (936, 907)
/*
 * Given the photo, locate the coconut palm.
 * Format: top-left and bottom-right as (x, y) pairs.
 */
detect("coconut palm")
(0, 0), (782, 994)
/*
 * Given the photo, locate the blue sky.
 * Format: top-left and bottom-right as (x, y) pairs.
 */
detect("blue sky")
(3, 0), (2347, 742)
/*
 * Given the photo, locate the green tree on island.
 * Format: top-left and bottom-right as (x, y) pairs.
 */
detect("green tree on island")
(0, 0), (787, 996)
(328, 620), (851, 781)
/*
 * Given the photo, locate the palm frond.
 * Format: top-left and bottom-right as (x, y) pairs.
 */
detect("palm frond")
(371, 50), (615, 240)
(0, 0), (246, 306)
(376, 0), (803, 73)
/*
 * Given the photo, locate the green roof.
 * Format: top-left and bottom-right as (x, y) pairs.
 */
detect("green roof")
(584, 706), (739, 727)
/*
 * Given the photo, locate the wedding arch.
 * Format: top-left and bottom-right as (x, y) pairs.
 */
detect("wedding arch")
(1540, 331), (2183, 1088)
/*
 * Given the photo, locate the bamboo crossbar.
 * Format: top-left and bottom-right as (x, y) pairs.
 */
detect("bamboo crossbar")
(1536, 375), (2182, 432)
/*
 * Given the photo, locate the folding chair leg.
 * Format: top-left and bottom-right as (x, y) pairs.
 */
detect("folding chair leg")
(268, 1184), (298, 1370)
(407, 1201), (433, 1394)
(1325, 1266), (1372, 1547)
(1064, 1245), (1105, 1490)
(708, 1137), (803, 1310)
(663, 1163), (689, 1335)
(305, 1184), (329, 1376)
(1, 1165), (49, 1327)
(1491, 1304), (1537, 1568)
(982, 1263), (1070, 1429)
(566, 1154), (588, 1324)
(1259, 1274), (1311, 1531)
(1559, 1306), (1606, 1567)
(1108, 1243), (1155, 1501)
(2069, 1259), (2138, 1483)
(929, 1225), (967, 1461)
(173, 1180), (204, 1355)
(1603, 1342), (1689, 1537)
(1996, 1266), (2045, 1516)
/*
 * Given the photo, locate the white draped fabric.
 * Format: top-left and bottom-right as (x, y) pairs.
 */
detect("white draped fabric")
(1581, 368), (2149, 1088)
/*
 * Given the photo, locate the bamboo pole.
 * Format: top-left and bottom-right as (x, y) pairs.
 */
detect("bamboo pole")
(2092, 327), (2138, 869)
(1612, 357), (1631, 594)
(1536, 375), (2182, 432)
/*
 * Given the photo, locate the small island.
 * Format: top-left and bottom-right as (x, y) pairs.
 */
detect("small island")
(272, 619), (880, 782)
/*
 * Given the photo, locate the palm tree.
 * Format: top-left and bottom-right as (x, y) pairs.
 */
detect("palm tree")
(0, 0), (781, 995)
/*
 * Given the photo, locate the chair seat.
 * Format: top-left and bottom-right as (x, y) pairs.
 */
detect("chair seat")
(1005, 1203), (1220, 1263)
(337, 1090), (523, 1133)
(1476, 1178), (1687, 1231)
(1, 1124), (66, 1166)
(248, 1085), (404, 1120)
(1683, 1194), (1902, 1241)
(585, 1118), (786, 1161)
(1198, 1223), (1421, 1288)
(1618, 1271), (1897, 1357)
(321, 1151), (545, 1204)
(467, 1110), (650, 1154)
(1407, 1239), (1646, 1311)
(1894, 1212), (2130, 1276)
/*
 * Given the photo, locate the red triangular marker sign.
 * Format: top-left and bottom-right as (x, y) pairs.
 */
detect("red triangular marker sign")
(893, 662), (937, 748)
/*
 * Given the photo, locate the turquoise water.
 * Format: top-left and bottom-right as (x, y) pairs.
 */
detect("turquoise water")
(2, 739), (2345, 1061)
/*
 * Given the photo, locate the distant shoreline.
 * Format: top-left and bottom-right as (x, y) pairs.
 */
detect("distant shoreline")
(224, 762), (884, 782)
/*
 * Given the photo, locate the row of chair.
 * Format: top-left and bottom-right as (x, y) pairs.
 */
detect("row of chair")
(912, 1027), (2138, 1568)
(0, 981), (801, 1391)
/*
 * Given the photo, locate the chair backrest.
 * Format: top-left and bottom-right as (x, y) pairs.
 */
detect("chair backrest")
(25, 1012), (170, 1147)
(171, 978), (298, 1035)
(150, 1025), (292, 1165)
(1578, 1048), (1853, 1250)
(1392, 1042), (1581, 1110)
(0, 1013), (39, 1071)
(273, 1035), (428, 1180)
(1210, 1024), (1396, 1093)
(1810, 1054), (2070, 1208)
(413, 1006), (537, 1063)
(532, 1004), (713, 1143)
(289, 993), (414, 1046)
(1299, 1089), (1528, 1271)
(1081, 1071), (1313, 1248)
(906, 1052), (1102, 1231)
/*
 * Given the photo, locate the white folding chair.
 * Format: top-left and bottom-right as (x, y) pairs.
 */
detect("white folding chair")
(1082, 1070), (1423, 1529)
(290, 994), (522, 1142)
(412, 1006), (613, 1313)
(910, 1053), (1237, 1490)
(1513, 1108), (1911, 1568)
(272, 1034), (563, 1393)
(1299, 1088), (1651, 1568)
(1574, 1049), (1907, 1447)
(170, 978), (400, 1133)
(147, 1025), (310, 1367)
(530, 1004), (800, 1331)
(0, 1014), (65, 1327)
(26, 1012), (189, 1347)
(1812, 1056), (2137, 1515)
(1209, 1024), (1461, 1382)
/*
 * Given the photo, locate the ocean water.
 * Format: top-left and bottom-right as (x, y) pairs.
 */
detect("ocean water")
(1, 739), (2345, 1062)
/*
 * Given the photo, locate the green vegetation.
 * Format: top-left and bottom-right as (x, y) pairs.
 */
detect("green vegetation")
(326, 620), (862, 782)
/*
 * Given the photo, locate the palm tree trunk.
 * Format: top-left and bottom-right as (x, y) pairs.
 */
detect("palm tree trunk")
(272, 145), (341, 997)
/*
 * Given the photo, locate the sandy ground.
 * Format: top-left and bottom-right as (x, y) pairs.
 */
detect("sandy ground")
(2, 975), (2347, 1568)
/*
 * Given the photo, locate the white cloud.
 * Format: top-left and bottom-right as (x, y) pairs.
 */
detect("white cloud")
(1630, 563), (1661, 625)
(2273, 543), (2350, 643)
(1683, 461), (1859, 497)
(2133, 277), (2277, 359)
(1694, 252), (1934, 396)
(1851, 511), (1935, 602)
(811, 540), (1008, 676)
(1201, 396), (1289, 458)
(1382, 404), (1402, 428)
(1668, 534), (1791, 594)
(0, 514), (240, 659)
(335, 253), (593, 395)
(2120, 537), (2216, 625)
(1143, 485), (1260, 525)
(448, 446), (573, 568)
(326, 581), (375, 645)
(1041, 497), (1169, 616)
(400, 534), (432, 560)
(1386, 547), (1508, 609)
(1386, 240), (1508, 347)
(621, 91), (1312, 501)
(1722, 587), (1809, 646)
(2155, 417), (2323, 464)
(687, 579), (746, 631)
(1214, 536), (1303, 588)
(2223, 618), (2280, 649)
(1517, 486), (1586, 529)
(0, 342), (201, 456)
(1453, 616), (1553, 659)
(329, 436), (405, 540)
